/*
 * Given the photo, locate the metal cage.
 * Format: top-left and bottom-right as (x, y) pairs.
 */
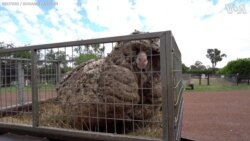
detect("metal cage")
(0, 31), (184, 141)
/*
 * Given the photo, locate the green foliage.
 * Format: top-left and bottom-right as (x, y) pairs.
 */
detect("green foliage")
(189, 69), (213, 75)
(13, 51), (32, 59)
(190, 61), (206, 71)
(0, 42), (32, 58)
(74, 44), (105, 57)
(182, 63), (190, 73)
(187, 61), (212, 74)
(45, 50), (68, 66)
(184, 61), (215, 74)
(75, 54), (98, 65)
(219, 58), (250, 76)
(206, 48), (226, 69)
(74, 44), (104, 65)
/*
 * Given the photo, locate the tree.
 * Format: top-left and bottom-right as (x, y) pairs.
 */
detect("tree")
(44, 50), (69, 69)
(182, 63), (190, 73)
(74, 45), (84, 54)
(74, 54), (97, 65)
(74, 44), (105, 65)
(0, 42), (14, 49)
(0, 42), (34, 59)
(188, 61), (210, 74)
(190, 61), (206, 71)
(206, 48), (226, 71)
(91, 44), (105, 57)
(219, 58), (250, 76)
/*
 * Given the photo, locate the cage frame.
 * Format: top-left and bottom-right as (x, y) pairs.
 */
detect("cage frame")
(0, 31), (183, 141)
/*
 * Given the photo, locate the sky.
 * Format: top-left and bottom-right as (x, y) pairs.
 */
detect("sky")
(0, 0), (249, 68)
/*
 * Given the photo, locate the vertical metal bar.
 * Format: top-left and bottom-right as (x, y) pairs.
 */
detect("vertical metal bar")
(56, 61), (61, 85)
(168, 32), (175, 141)
(31, 49), (39, 127)
(160, 31), (174, 141)
(160, 32), (168, 140)
(17, 62), (25, 105)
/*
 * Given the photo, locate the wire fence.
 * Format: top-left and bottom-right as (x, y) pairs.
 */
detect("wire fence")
(0, 31), (183, 141)
(183, 74), (250, 86)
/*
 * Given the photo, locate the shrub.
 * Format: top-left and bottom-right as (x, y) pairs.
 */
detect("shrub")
(219, 58), (250, 76)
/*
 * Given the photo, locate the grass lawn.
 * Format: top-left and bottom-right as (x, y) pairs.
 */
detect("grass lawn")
(185, 83), (250, 92)
(185, 78), (250, 92)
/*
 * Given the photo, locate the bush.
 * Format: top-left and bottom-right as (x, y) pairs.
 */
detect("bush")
(219, 58), (250, 76)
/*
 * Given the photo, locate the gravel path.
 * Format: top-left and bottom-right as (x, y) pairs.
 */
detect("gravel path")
(182, 90), (250, 141)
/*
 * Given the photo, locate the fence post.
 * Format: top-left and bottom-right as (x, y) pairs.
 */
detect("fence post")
(17, 62), (25, 105)
(160, 31), (174, 141)
(248, 76), (249, 85)
(236, 74), (239, 86)
(207, 74), (210, 86)
(199, 74), (201, 85)
(31, 49), (39, 127)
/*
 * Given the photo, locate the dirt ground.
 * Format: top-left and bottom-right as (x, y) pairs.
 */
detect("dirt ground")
(182, 90), (250, 141)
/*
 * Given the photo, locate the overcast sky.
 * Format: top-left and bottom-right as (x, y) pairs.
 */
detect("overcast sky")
(0, 0), (249, 68)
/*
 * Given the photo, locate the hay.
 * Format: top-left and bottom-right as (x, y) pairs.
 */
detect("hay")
(0, 114), (32, 125)
(128, 111), (162, 138)
(0, 102), (162, 138)
(0, 100), (70, 129)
